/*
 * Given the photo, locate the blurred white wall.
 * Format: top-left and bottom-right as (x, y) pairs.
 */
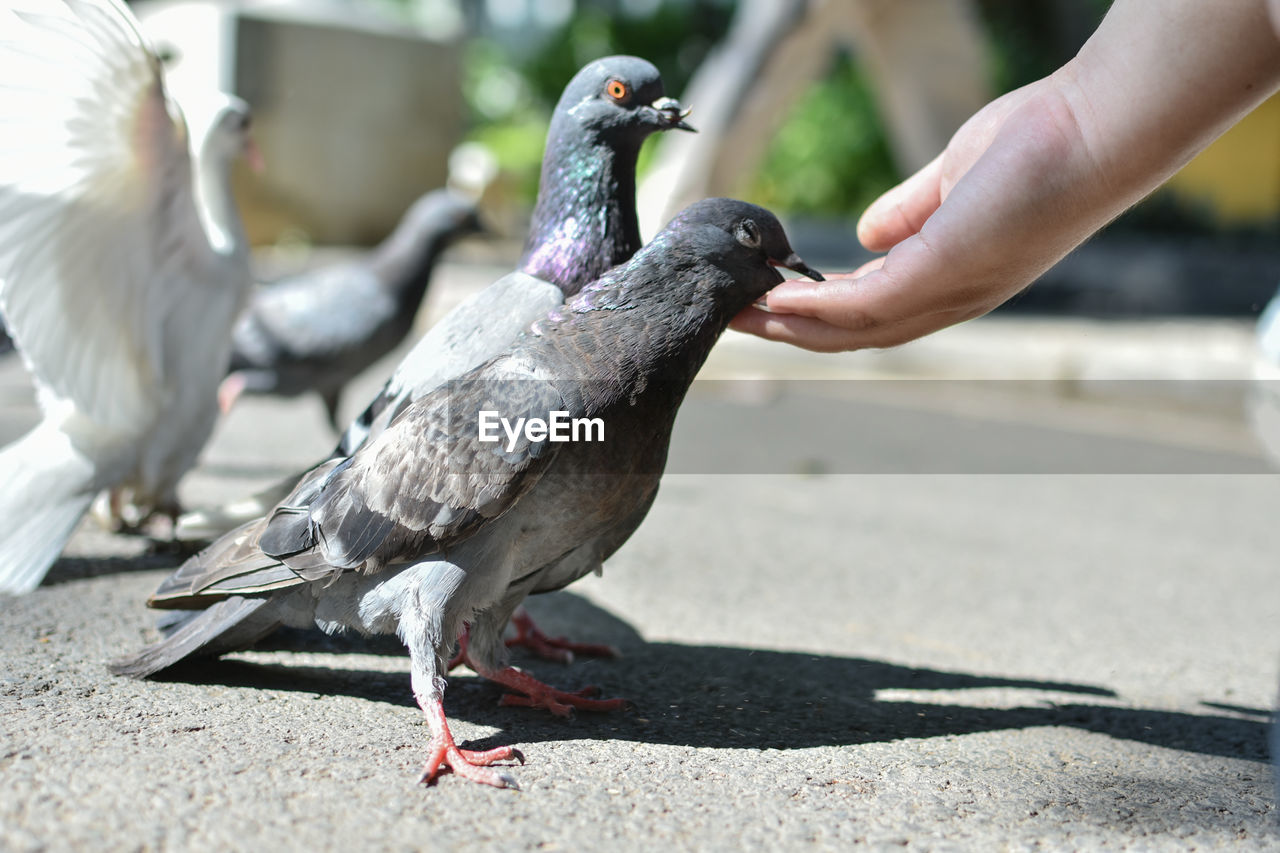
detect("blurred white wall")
(137, 0), (465, 246)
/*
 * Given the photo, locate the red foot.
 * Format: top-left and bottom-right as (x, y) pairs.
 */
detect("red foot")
(447, 609), (618, 671)
(446, 619), (631, 718)
(483, 666), (631, 718)
(418, 698), (523, 789)
(218, 373), (246, 415)
(505, 607), (620, 664)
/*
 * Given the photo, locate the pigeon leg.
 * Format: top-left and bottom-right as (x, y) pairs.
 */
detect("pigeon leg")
(418, 695), (524, 789)
(446, 625), (471, 672)
(145, 495), (185, 540)
(472, 663), (631, 717)
(218, 372), (247, 414)
(453, 610), (629, 715)
(102, 487), (125, 531)
(505, 605), (620, 664)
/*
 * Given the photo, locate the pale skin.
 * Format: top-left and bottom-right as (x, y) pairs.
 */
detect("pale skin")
(731, 0), (1280, 352)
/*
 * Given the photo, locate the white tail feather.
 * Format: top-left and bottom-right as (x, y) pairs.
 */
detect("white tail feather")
(0, 423), (97, 594)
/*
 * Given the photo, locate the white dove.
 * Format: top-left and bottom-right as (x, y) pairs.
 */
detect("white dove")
(0, 0), (257, 594)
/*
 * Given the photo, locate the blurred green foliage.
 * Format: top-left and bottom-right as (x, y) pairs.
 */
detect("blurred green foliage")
(463, 40), (554, 202)
(510, 1), (731, 108)
(750, 51), (897, 217)
(978, 0), (1112, 92)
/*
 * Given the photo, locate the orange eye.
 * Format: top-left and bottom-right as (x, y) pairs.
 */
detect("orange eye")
(606, 79), (629, 101)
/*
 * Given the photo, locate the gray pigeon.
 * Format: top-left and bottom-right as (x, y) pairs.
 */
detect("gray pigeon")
(177, 55), (692, 545)
(112, 198), (823, 790)
(218, 188), (482, 431)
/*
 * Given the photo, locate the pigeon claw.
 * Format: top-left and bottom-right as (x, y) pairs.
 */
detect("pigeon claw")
(419, 697), (523, 789)
(505, 608), (622, 665)
(486, 667), (631, 717)
(419, 741), (524, 790)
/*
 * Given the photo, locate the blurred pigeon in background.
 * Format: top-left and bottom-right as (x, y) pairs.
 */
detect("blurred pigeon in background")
(178, 55), (693, 539)
(112, 197), (824, 789)
(218, 188), (483, 430)
(0, 0), (257, 594)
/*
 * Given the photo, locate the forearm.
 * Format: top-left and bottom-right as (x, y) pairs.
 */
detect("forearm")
(1058, 0), (1280, 217)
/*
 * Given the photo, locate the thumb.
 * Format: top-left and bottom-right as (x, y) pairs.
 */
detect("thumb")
(857, 153), (944, 252)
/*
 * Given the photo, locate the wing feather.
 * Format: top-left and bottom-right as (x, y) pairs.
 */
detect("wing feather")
(263, 356), (572, 580)
(150, 358), (576, 604)
(335, 269), (562, 455)
(148, 517), (305, 609)
(0, 0), (215, 430)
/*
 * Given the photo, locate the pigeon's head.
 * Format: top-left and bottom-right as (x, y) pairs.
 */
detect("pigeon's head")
(665, 198), (823, 307)
(401, 188), (484, 241)
(184, 92), (261, 171)
(556, 55), (694, 145)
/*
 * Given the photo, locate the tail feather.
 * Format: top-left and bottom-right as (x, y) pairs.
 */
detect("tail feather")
(150, 516), (303, 608)
(0, 424), (97, 594)
(109, 595), (278, 678)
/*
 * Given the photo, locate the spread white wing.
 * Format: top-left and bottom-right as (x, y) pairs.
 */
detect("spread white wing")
(0, 0), (214, 432)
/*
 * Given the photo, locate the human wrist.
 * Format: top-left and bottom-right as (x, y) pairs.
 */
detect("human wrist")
(1058, 0), (1280, 202)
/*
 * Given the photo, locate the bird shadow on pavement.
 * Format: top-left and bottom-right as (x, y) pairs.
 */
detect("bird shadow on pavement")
(44, 552), (182, 586)
(151, 590), (1273, 766)
(41, 531), (219, 588)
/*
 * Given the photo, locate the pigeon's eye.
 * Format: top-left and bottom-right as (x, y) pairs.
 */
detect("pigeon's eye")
(605, 79), (629, 102)
(736, 219), (761, 249)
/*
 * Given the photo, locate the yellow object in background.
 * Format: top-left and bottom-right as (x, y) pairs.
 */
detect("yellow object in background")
(1162, 92), (1280, 225)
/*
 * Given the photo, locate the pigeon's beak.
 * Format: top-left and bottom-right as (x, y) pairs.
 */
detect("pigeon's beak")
(651, 96), (696, 132)
(770, 253), (824, 282)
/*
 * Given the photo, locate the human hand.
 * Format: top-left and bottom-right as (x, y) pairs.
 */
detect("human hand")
(731, 78), (1113, 351)
(731, 0), (1280, 353)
